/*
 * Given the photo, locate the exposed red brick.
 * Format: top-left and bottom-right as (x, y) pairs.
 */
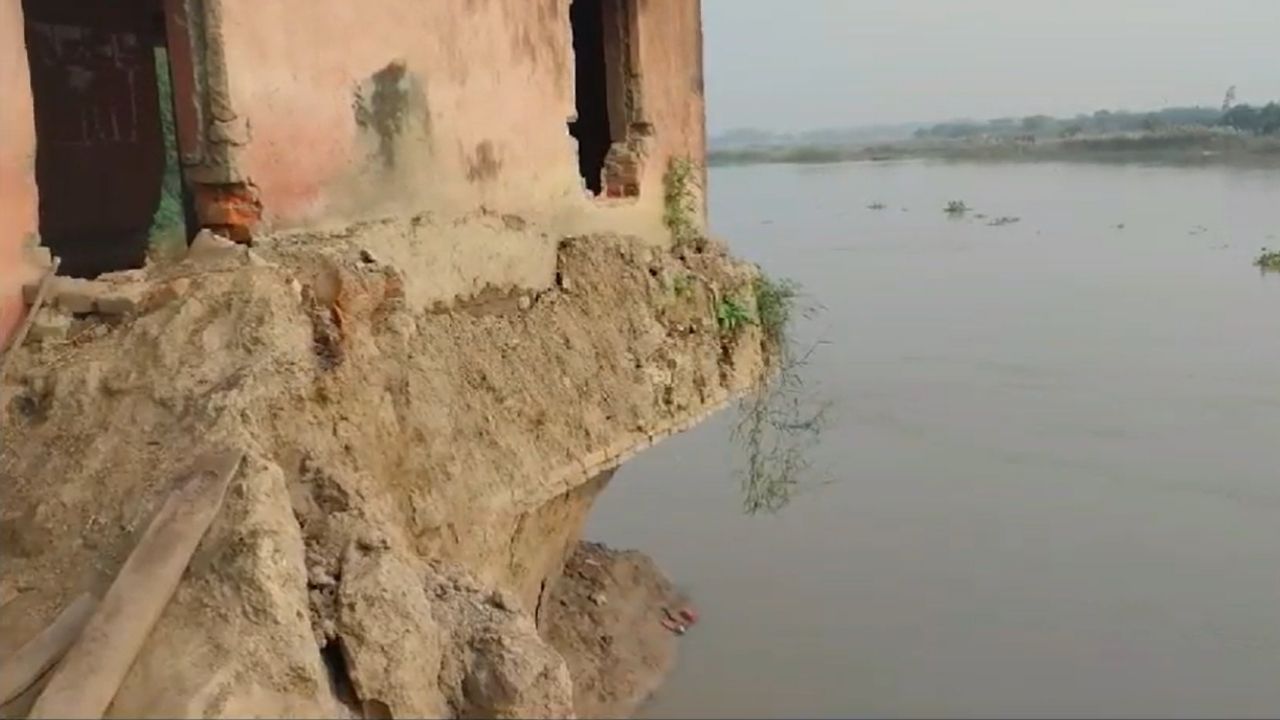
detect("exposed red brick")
(602, 146), (643, 199)
(193, 183), (262, 243)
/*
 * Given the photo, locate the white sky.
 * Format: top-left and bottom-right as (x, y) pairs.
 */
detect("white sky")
(702, 0), (1280, 132)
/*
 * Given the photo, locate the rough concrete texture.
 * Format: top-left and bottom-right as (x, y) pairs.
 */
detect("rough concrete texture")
(266, 211), (561, 311)
(0, 231), (769, 718)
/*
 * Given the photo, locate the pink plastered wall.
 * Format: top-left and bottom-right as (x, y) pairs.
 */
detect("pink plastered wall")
(214, 0), (706, 237)
(0, 0), (39, 349)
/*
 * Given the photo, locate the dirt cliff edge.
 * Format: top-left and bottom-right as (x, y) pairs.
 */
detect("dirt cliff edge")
(0, 233), (768, 718)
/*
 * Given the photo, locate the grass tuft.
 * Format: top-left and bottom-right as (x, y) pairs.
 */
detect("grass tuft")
(1255, 248), (1280, 271)
(663, 157), (703, 247)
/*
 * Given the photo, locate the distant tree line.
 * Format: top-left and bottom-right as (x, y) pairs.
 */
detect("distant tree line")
(912, 103), (1280, 141)
(1221, 103), (1280, 136)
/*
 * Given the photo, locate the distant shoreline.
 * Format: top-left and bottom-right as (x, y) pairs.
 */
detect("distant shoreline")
(708, 132), (1280, 169)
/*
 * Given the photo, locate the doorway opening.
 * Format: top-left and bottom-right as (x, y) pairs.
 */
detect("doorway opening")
(568, 0), (642, 198)
(20, 0), (190, 278)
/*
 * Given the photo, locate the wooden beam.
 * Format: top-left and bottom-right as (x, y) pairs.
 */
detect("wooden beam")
(28, 449), (245, 720)
(0, 593), (97, 706)
(0, 663), (53, 719)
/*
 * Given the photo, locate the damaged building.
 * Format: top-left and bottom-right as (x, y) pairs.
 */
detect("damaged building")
(0, 1), (777, 718)
(1, 0), (707, 339)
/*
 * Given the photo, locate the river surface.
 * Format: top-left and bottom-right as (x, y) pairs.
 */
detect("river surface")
(587, 160), (1280, 718)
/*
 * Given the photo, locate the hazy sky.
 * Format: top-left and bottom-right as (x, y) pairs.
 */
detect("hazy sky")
(702, 0), (1280, 133)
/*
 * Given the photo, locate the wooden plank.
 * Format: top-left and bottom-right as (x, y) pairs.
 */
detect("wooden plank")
(0, 592), (96, 706)
(0, 662), (53, 719)
(28, 449), (245, 720)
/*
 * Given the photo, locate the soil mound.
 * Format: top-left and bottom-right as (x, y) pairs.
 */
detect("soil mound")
(1, 233), (767, 717)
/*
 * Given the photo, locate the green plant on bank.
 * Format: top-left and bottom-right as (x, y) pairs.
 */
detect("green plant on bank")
(727, 272), (830, 516)
(661, 153), (830, 515)
(944, 200), (970, 215)
(713, 274), (801, 343)
(663, 157), (703, 247)
(715, 296), (752, 334)
(1255, 248), (1280, 271)
(752, 275), (800, 351)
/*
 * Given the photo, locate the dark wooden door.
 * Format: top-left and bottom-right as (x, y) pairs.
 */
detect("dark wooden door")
(23, 1), (166, 277)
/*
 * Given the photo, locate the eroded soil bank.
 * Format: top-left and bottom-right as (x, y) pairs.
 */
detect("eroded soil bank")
(541, 541), (687, 719)
(0, 231), (770, 718)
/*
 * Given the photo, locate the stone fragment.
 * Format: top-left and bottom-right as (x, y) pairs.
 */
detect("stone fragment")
(24, 245), (53, 269)
(95, 285), (147, 316)
(27, 308), (70, 342)
(52, 278), (107, 314)
(186, 229), (241, 263)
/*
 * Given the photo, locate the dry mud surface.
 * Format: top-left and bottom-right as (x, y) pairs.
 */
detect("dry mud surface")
(542, 541), (688, 719)
(0, 231), (768, 718)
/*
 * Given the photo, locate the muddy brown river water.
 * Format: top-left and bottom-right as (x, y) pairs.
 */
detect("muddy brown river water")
(589, 160), (1280, 718)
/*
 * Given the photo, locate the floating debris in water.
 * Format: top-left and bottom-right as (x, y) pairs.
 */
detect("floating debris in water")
(866, 202), (887, 210)
(944, 200), (970, 215)
(1255, 247), (1280, 272)
(987, 216), (1021, 227)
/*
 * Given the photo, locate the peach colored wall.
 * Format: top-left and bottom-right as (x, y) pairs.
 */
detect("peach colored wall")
(635, 0), (707, 211)
(214, 0), (705, 241)
(0, 0), (39, 348)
